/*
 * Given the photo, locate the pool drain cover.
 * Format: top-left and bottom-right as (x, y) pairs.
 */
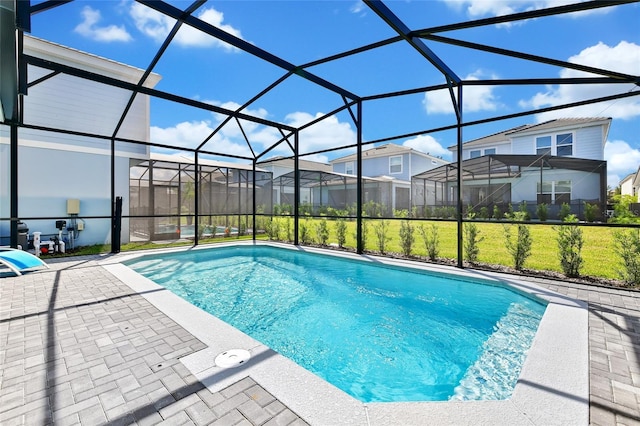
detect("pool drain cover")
(215, 349), (251, 369)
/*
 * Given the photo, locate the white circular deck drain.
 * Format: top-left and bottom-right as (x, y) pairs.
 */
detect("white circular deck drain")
(214, 349), (251, 368)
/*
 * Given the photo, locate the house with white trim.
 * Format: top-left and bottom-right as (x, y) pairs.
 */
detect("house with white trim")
(412, 118), (610, 219)
(619, 165), (640, 199)
(0, 35), (161, 246)
(331, 143), (448, 211)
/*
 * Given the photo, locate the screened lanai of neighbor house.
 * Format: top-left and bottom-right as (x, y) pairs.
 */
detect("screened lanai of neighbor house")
(1, 0), (639, 266)
(411, 154), (608, 220)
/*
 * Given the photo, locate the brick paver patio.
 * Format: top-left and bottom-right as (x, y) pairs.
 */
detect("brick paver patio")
(1, 254), (638, 425)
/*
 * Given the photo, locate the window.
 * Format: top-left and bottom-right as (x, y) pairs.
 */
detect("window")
(537, 180), (571, 204)
(345, 161), (354, 175)
(389, 155), (402, 174)
(555, 180), (572, 204)
(469, 148), (494, 159)
(556, 133), (573, 157)
(536, 136), (552, 156)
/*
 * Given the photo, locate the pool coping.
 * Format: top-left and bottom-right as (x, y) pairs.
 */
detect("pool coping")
(102, 241), (588, 426)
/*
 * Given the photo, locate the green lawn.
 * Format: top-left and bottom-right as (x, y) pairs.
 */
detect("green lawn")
(68, 216), (633, 284)
(265, 216), (630, 281)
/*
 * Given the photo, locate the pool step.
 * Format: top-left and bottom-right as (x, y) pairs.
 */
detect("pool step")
(450, 303), (541, 401)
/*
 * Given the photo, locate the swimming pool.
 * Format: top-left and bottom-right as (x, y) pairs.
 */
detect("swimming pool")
(125, 245), (546, 403)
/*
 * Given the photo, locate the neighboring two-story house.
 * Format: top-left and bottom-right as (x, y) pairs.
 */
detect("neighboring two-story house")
(258, 146), (448, 215)
(1, 35), (161, 246)
(330, 144), (448, 212)
(412, 118), (610, 219)
(619, 165), (640, 199)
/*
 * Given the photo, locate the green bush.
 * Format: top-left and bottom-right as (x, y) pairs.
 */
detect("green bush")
(335, 218), (347, 248)
(265, 218), (280, 240)
(609, 194), (640, 224)
(464, 220), (483, 264)
(363, 201), (384, 218)
(298, 203), (312, 216)
(283, 217), (292, 242)
(466, 205), (475, 218)
(558, 202), (571, 221)
(536, 203), (548, 222)
(354, 221), (369, 250)
(554, 214), (584, 277)
(518, 201), (531, 221)
(479, 206), (489, 220)
(584, 202), (598, 223)
(503, 212), (532, 271)
(418, 223), (440, 260)
(613, 228), (640, 286)
(316, 218), (329, 246)
(399, 219), (415, 257)
(373, 220), (391, 254)
(299, 220), (310, 244)
(493, 205), (501, 220)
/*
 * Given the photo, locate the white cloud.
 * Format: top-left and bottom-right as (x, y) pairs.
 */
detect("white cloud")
(303, 153), (330, 163)
(285, 112), (357, 155)
(442, 0), (518, 18)
(402, 135), (451, 158)
(520, 41), (640, 122)
(350, 1), (366, 14)
(130, 3), (243, 50)
(150, 120), (254, 158)
(130, 3), (170, 42)
(423, 70), (501, 114)
(441, 0), (604, 19)
(604, 139), (640, 187)
(74, 6), (132, 42)
(149, 108), (358, 160)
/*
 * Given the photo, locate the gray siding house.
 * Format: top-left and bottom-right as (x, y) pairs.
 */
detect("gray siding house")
(0, 36), (160, 246)
(331, 144), (448, 211)
(413, 118), (610, 219)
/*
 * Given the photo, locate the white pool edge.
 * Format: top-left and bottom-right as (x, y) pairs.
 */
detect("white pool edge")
(102, 241), (588, 426)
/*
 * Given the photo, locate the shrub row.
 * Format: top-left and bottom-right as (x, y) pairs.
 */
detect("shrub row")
(261, 215), (640, 287)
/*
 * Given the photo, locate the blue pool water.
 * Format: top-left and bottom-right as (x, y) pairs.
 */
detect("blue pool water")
(125, 245), (546, 403)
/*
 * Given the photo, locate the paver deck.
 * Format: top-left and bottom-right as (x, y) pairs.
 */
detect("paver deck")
(1, 253), (638, 425)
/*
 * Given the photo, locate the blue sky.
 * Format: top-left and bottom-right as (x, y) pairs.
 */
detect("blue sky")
(30, 0), (640, 187)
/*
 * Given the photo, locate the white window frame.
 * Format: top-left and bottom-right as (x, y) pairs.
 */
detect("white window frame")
(389, 155), (403, 174)
(535, 132), (575, 157)
(536, 180), (572, 204)
(536, 136), (552, 156)
(468, 147), (496, 159)
(345, 161), (354, 175)
(556, 133), (573, 157)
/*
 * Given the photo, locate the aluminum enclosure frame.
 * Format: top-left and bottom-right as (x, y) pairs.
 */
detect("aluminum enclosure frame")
(3, 0), (640, 266)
